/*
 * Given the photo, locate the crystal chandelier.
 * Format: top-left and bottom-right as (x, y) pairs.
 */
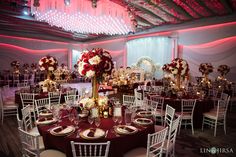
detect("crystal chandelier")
(31, 0), (135, 35)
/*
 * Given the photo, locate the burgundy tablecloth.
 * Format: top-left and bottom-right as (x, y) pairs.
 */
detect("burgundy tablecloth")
(38, 116), (154, 157)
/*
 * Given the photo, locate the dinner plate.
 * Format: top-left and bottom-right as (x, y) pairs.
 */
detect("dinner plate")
(80, 128), (105, 140)
(114, 125), (138, 135)
(39, 110), (53, 117)
(36, 118), (57, 125)
(50, 126), (75, 136)
(136, 111), (153, 117)
(133, 118), (153, 125)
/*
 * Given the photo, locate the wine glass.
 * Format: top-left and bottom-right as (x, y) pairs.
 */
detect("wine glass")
(94, 117), (101, 127)
(88, 115), (94, 125)
(112, 116), (118, 125)
(73, 118), (80, 129)
(117, 116), (123, 124)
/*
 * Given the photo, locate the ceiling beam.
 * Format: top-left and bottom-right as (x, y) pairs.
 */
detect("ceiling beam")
(146, 0), (182, 22)
(182, 1), (203, 17)
(220, 0), (233, 13)
(126, 1), (166, 23)
(164, 0), (193, 19)
(196, 0), (216, 15)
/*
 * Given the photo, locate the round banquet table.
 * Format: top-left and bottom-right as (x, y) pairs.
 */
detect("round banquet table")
(37, 115), (155, 157)
(146, 93), (214, 128)
(15, 87), (76, 118)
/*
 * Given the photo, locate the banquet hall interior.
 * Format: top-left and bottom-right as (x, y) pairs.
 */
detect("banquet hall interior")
(0, 0), (236, 157)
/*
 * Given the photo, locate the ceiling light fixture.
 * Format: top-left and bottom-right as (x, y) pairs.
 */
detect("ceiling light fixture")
(31, 0), (135, 35)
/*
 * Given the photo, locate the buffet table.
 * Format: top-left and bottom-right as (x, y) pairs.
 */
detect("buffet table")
(37, 114), (154, 157)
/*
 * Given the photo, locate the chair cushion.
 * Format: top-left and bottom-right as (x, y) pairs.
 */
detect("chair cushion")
(123, 147), (147, 157)
(40, 149), (66, 157)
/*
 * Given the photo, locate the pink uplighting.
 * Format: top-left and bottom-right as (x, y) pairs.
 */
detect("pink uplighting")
(183, 36), (236, 49)
(0, 43), (68, 54)
(31, 0), (134, 35)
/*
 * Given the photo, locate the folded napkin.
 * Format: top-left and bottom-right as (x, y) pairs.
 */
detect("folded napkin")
(137, 119), (151, 123)
(53, 126), (67, 133)
(120, 126), (134, 133)
(38, 117), (53, 122)
(42, 109), (52, 114)
(87, 128), (96, 137)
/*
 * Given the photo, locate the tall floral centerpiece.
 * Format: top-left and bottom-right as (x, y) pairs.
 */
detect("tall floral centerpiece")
(199, 63), (213, 89)
(167, 58), (189, 90)
(77, 48), (114, 99)
(11, 60), (20, 75)
(217, 65), (230, 77)
(38, 55), (58, 92)
(38, 55), (58, 79)
(77, 48), (114, 116)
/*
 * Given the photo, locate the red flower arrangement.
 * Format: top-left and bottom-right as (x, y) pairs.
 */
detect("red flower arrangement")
(164, 58), (189, 77)
(11, 61), (20, 68)
(77, 48), (114, 81)
(38, 55), (58, 71)
(217, 65), (230, 76)
(199, 63), (213, 75)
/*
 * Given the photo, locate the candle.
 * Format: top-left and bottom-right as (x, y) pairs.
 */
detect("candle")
(103, 111), (108, 118)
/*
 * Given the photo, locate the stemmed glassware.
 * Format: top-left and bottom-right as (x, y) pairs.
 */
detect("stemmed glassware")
(88, 115), (94, 125)
(94, 117), (101, 127)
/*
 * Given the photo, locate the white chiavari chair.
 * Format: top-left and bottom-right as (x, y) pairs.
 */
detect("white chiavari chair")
(35, 98), (50, 117)
(202, 97), (230, 137)
(123, 94), (135, 109)
(176, 99), (196, 135)
(48, 91), (61, 107)
(150, 96), (165, 125)
(20, 93), (36, 121)
(0, 89), (18, 124)
(152, 86), (164, 95)
(70, 141), (110, 157)
(155, 105), (175, 132)
(124, 127), (169, 157)
(64, 95), (78, 103)
(163, 116), (181, 157)
(19, 127), (65, 157)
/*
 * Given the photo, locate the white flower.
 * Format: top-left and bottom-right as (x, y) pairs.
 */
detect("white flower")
(48, 67), (54, 71)
(103, 52), (111, 58)
(78, 61), (87, 75)
(40, 67), (45, 71)
(88, 55), (101, 65)
(79, 98), (95, 109)
(98, 96), (108, 106)
(86, 70), (95, 78)
(39, 61), (43, 65)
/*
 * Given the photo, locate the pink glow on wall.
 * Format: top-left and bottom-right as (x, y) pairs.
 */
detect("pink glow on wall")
(183, 36), (236, 49)
(128, 31), (171, 40)
(87, 38), (127, 45)
(0, 43), (68, 53)
(177, 21), (236, 33)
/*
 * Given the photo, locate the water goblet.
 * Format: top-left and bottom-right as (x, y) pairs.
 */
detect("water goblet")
(73, 118), (80, 129)
(117, 116), (123, 124)
(94, 117), (101, 127)
(112, 116), (118, 125)
(88, 115), (94, 125)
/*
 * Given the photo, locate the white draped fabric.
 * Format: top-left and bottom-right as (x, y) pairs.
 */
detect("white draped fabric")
(182, 36), (236, 82)
(126, 37), (172, 78)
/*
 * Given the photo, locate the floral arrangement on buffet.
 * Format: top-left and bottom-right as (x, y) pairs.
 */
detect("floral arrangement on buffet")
(215, 65), (231, 91)
(217, 65), (230, 76)
(31, 63), (38, 72)
(38, 55), (58, 92)
(77, 48), (114, 114)
(11, 60), (20, 75)
(53, 63), (70, 81)
(23, 63), (30, 74)
(199, 63), (213, 75)
(198, 63), (213, 89)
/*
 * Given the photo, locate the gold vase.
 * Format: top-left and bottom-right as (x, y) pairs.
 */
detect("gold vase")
(176, 74), (181, 90)
(92, 76), (99, 100)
